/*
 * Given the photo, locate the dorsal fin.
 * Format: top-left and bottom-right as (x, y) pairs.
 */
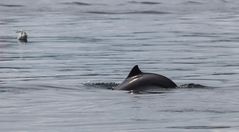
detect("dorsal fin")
(127, 65), (142, 78)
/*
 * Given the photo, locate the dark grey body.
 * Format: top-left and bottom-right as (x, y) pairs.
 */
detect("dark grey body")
(114, 65), (177, 91)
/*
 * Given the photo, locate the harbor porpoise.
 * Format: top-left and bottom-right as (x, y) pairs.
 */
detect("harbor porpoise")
(114, 65), (177, 91)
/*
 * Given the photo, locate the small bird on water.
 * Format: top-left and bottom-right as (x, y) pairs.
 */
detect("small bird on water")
(16, 30), (28, 42)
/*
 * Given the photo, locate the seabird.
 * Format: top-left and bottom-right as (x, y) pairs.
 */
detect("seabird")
(16, 30), (28, 42)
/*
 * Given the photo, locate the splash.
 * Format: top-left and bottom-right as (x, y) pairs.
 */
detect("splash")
(179, 83), (209, 88)
(84, 82), (211, 94)
(84, 82), (118, 90)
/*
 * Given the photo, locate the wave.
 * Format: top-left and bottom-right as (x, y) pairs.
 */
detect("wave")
(168, 125), (231, 129)
(61, 2), (91, 6)
(86, 11), (170, 15)
(129, 1), (161, 5)
(0, 4), (24, 7)
(162, 108), (239, 114)
(182, 1), (204, 5)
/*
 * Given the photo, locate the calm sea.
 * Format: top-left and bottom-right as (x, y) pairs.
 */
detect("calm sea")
(0, 0), (239, 131)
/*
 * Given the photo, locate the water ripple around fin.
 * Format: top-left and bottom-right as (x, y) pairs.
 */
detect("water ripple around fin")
(179, 83), (210, 89)
(84, 82), (212, 94)
(130, 89), (173, 94)
(84, 82), (118, 90)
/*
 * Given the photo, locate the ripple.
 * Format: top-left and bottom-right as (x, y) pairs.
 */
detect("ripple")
(212, 72), (238, 75)
(0, 66), (29, 70)
(0, 4), (24, 7)
(86, 11), (170, 15)
(38, 36), (104, 43)
(84, 82), (212, 94)
(179, 83), (209, 88)
(0, 85), (44, 93)
(182, 1), (204, 5)
(131, 11), (170, 14)
(162, 109), (239, 114)
(84, 82), (118, 90)
(168, 125), (231, 129)
(62, 2), (92, 6)
(129, 1), (161, 5)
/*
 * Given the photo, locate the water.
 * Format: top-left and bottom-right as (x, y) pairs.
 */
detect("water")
(1, 0), (239, 131)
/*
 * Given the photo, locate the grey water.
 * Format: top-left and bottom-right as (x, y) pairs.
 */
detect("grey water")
(0, 0), (239, 131)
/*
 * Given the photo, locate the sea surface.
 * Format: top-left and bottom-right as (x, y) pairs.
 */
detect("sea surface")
(0, 0), (239, 131)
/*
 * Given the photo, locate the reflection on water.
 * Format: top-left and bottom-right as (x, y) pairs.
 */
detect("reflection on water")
(0, 0), (239, 131)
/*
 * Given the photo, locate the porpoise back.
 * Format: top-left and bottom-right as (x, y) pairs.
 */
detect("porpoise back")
(114, 65), (177, 91)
